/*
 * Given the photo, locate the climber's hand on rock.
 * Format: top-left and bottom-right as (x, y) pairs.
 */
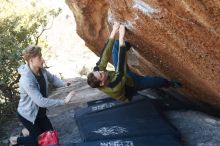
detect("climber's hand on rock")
(119, 24), (125, 46)
(110, 22), (120, 39)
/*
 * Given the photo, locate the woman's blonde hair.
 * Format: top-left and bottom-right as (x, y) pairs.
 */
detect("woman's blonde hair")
(22, 45), (41, 61)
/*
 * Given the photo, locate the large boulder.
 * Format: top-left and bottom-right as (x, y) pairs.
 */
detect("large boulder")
(66, 0), (220, 110)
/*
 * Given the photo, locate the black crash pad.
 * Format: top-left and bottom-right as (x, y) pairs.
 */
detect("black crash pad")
(61, 135), (183, 146)
(75, 96), (180, 142)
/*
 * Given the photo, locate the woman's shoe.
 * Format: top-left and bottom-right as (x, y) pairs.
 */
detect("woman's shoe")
(21, 128), (29, 137)
(9, 136), (18, 145)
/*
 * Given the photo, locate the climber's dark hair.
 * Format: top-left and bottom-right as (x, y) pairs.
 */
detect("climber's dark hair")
(87, 72), (101, 88)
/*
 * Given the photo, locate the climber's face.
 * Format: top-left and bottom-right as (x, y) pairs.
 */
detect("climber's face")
(93, 71), (108, 86)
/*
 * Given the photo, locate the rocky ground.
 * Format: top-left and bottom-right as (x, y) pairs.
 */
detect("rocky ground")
(1, 78), (220, 146)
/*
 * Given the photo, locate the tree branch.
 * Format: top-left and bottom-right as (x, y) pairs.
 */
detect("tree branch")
(35, 17), (55, 45)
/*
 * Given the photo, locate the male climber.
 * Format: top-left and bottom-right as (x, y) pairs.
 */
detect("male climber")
(87, 22), (181, 101)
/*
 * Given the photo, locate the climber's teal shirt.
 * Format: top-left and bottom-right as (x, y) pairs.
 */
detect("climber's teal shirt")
(94, 39), (134, 101)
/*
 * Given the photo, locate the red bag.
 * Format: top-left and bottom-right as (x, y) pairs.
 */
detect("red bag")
(38, 130), (60, 146)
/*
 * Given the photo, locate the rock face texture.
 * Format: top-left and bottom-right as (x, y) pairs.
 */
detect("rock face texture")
(66, 0), (220, 109)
